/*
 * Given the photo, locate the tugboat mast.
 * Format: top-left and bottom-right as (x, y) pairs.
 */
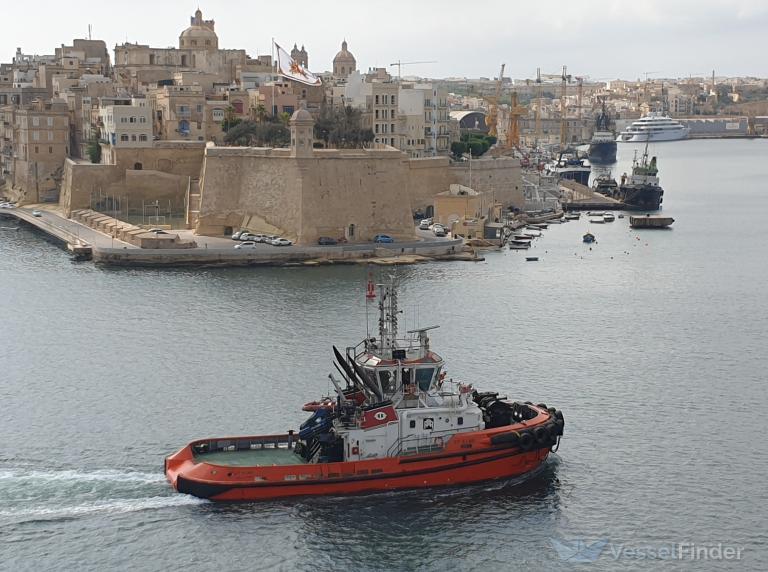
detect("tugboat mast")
(378, 282), (399, 356)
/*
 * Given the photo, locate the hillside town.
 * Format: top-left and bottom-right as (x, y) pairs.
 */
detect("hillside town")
(1, 8), (767, 259)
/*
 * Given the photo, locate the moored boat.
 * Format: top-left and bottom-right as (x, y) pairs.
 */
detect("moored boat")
(165, 281), (565, 501)
(583, 232), (595, 243)
(629, 215), (674, 228)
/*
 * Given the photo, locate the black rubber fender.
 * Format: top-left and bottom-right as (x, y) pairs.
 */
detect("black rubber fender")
(533, 425), (550, 446)
(490, 431), (520, 446)
(518, 431), (534, 451)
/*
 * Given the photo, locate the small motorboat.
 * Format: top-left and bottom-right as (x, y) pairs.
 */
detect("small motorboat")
(589, 217), (605, 224)
(513, 235), (533, 241)
(583, 232), (596, 243)
(565, 213), (581, 220)
(527, 223), (548, 230)
(603, 213), (615, 222)
(618, 214), (625, 219)
(522, 229), (541, 238)
(509, 241), (532, 250)
(526, 256), (539, 262)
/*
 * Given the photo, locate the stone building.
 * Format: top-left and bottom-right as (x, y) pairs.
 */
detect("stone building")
(113, 9), (247, 90)
(98, 98), (152, 163)
(149, 84), (206, 141)
(332, 40), (356, 79)
(4, 99), (70, 202)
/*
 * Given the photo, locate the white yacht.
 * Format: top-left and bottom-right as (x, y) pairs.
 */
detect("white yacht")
(617, 112), (690, 142)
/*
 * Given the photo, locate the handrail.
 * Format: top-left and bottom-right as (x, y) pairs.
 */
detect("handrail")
(386, 427), (456, 457)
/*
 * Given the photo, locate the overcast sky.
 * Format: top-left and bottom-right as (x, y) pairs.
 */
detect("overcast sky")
(2, 0), (766, 81)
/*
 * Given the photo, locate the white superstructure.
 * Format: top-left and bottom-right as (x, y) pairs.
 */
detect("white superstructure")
(618, 112), (690, 142)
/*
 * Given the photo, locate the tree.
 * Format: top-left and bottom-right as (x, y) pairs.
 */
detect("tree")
(222, 106), (241, 132)
(224, 119), (290, 147)
(451, 141), (467, 159)
(86, 136), (101, 164)
(255, 104), (267, 123)
(313, 102), (373, 149)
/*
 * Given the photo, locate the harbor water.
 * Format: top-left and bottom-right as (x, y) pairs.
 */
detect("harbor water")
(1, 139), (767, 570)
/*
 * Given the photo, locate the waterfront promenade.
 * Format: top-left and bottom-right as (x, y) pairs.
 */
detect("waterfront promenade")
(1, 205), (465, 267)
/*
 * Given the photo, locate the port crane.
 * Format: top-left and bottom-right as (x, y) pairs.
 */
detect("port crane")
(506, 91), (527, 149)
(485, 63), (505, 138)
(560, 65), (572, 147)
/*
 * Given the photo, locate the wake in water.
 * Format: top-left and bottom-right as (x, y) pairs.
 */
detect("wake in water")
(0, 467), (206, 524)
(0, 468), (165, 484)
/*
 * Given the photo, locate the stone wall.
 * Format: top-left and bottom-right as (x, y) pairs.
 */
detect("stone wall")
(449, 156), (523, 209)
(196, 146), (415, 244)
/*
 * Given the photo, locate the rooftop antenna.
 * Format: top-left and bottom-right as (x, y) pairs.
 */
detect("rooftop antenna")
(88, 24), (92, 41)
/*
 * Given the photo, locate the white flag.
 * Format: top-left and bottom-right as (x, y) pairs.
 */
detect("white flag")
(274, 42), (322, 86)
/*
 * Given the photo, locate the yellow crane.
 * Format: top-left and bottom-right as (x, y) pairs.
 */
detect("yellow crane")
(485, 63), (505, 137)
(506, 91), (527, 149)
(534, 68), (542, 146)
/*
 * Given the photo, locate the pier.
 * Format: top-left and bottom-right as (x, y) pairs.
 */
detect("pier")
(559, 180), (626, 211)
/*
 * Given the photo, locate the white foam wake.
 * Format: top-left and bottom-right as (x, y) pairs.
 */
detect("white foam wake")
(0, 495), (206, 521)
(0, 468), (165, 484)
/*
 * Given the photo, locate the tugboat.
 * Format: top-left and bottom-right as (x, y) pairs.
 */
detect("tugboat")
(165, 281), (566, 501)
(617, 143), (664, 210)
(587, 97), (617, 164)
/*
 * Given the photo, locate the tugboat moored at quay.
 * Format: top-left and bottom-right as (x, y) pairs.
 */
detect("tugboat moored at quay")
(165, 281), (565, 501)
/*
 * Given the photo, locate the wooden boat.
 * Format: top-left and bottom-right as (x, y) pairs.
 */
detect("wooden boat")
(165, 281), (565, 501)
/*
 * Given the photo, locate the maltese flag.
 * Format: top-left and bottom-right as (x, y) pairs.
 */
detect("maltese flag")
(274, 42), (322, 86)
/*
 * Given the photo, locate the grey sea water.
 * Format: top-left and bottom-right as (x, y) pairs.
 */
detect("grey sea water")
(1, 139), (767, 570)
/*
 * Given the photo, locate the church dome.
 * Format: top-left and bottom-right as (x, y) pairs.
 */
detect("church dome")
(333, 40), (356, 78)
(179, 9), (218, 50)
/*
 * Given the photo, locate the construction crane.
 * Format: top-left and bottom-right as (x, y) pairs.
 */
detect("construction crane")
(389, 60), (437, 80)
(485, 63), (505, 138)
(535, 67), (542, 146)
(559, 65), (572, 147)
(506, 91), (527, 149)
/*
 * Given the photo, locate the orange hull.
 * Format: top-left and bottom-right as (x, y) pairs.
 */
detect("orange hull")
(165, 410), (560, 501)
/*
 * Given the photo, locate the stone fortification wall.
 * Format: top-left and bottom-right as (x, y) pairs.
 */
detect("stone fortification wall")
(112, 142), (205, 178)
(196, 147), (415, 244)
(406, 157), (452, 211)
(449, 156), (524, 209)
(195, 147), (301, 238)
(298, 149), (413, 244)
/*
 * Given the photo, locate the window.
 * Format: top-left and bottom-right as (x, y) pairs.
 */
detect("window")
(139, 134), (148, 142)
(232, 101), (244, 114)
(196, 104), (203, 113)
(139, 116), (146, 123)
(120, 134), (129, 141)
(48, 131), (53, 141)
(129, 116), (136, 123)
(47, 117), (53, 127)
(32, 117), (39, 126)
(378, 371), (396, 394)
(391, 124), (395, 133)
(131, 135), (137, 141)
(212, 108), (225, 122)
(34, 146), (38, 153)
(120, 117), (127, 123)
(48, 146), (52, 153)
(391, 95), (396, 105)
(415, 368), (434, 392)
(375, 124), (379, 134)
(375, 95), (379, 105)
(179, 119), (190, 134)
(205, 40), (211, 46)
(375, 110), (379, 119)
(32, 132), (39, 141)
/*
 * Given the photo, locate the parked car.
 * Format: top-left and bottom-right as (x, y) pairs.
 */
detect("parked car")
(317, 236), (338, 245)
(239, 233), (258, 241)
(433, 225), (447, 237)
(418, 220), (431, 230)
(0, 202), (15, 209)
(251, 234), (268, 243)
(231, 230), (245, 240)
(147, 228), (168, 234)
(31, 210), (43, 217)
(373, 234), (394, 243)
(271, 238), (293, 246)
(234, 241), (257, 249)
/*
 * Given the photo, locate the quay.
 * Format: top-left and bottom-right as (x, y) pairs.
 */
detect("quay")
(0, 207), (95, 259)
(1, 206), (468, 267)
(559, 180), (626, 211)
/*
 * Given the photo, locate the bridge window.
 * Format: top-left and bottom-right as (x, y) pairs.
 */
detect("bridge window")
(378, 370), (396, 394)
(415, 368), (434, 392)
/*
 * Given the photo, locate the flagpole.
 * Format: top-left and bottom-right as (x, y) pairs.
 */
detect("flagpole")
(271, 38), (276, 119)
